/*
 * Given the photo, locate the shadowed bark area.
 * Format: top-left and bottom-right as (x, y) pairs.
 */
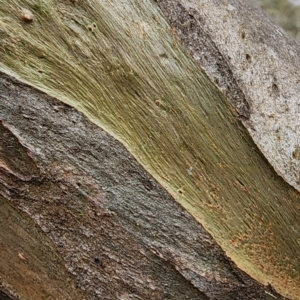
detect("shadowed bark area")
(0, 72), (286, 300)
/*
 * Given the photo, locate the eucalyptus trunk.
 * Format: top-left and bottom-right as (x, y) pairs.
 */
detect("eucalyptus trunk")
(0, 0), (299, 299)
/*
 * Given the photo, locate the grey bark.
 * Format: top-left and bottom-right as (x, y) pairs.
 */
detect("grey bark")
(0, 72), (285, 300)
(157, 0), (300, 192)
(0, 0), (299, 299)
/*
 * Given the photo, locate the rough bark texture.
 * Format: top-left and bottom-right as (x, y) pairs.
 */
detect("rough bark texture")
(0, 0), (300, 299)
(0, 72), (286, 300)
(157, 0), (300, 192)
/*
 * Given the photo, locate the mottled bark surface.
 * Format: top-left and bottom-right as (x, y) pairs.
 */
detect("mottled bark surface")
(1, 0), (300, 299)
(157, 0), (300, 192)
(0, 73), (285, 299)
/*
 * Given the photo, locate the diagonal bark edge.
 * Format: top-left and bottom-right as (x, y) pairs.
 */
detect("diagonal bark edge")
(0, 71), (287, 300)
(0, 0), (300, 298)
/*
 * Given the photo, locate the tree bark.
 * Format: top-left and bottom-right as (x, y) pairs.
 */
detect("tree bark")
(0, 0), (299, 299)
(0, 72), (286, 300)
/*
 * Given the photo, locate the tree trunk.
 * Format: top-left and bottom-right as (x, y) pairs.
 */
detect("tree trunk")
(0, 0), (299, 299)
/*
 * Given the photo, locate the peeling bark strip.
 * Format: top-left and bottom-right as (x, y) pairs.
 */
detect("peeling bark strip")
(156, 0), (300, 192)
(0, 0), (300, 299)
(156, 0), (252, 119)
(0, 73), (285, 299)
